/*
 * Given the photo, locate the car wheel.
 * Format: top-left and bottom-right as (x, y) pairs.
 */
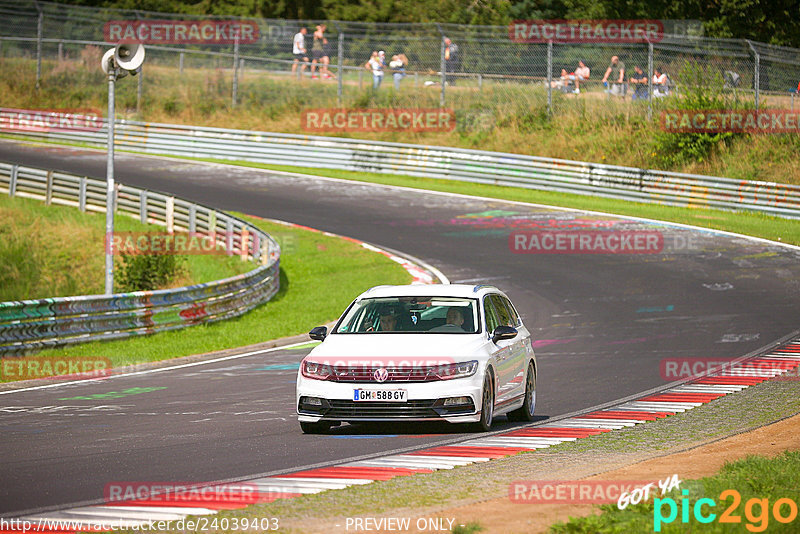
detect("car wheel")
(300, 421), (333, 434)
(471, 372), (494, 432)
(508, 363), (536, 422)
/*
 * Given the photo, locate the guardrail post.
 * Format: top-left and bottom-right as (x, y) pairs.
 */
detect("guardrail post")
(226, 218), (234, 255)
(546, 40), (552, 115)
(240, 227), (250, 260)
(9, 165), (18, 197)
(45, 170), (53, 205)
(189, 203), (196, 233)
(179, 52), (184, 74)
(139, 190), (147, 223)
(79, 177), (86, 211)
(252, 232), (261, 262)
(166, 196), (175, 233)
(337, 32), (344, 105)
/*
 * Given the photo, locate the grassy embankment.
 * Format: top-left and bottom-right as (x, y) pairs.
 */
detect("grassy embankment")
(1, 52), (799, 185)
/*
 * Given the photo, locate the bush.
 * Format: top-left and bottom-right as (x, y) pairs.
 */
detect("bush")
(116, 254), (187, 292)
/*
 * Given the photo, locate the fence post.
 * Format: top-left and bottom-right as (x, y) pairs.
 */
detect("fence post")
(478, 73), (482, 92)
(232, 34), (239, 107)
(179, 51), (184, 74)
(359, 69), (363, 89)
(337, 32), (344, 104)
(58, 41), (63, 62)
(9, 165), (18, 197)
(79, 177), (86, 211)
(647, 42), (653, 121)
(137, 67), (142, 114)
(440, 36), (446, 107)
(35, 4), (43, 89)
(747, 40), (760, 111)
(546, 40), (552, 115)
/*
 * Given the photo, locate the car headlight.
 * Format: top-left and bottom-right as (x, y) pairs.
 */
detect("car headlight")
(301, 360), (333, 380)
(434, 360), (478, 380)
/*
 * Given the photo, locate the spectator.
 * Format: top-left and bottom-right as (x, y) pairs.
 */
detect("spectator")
(602, 55), (625, 97)
(629, 65), (648, 100)
(291, 28), (308, 77)
(390, 53), (408, 89)
(309, 24), (326, 79)
(551, 60), (590, 94)
(653, 67), (668, 97)
(365, 51), (384, 90)
(321, 33), (335, 80)
(444, 37), (459, 86)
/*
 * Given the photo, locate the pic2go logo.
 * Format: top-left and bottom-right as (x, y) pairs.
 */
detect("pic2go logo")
(654, 489), (799, 532)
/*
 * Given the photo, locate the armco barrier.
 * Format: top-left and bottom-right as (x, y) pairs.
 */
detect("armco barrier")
(3, 114), (799, 219)
(0, 161), (280, 355)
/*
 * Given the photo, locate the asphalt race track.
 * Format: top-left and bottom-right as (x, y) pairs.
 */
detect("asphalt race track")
(2, 140), (799, 516)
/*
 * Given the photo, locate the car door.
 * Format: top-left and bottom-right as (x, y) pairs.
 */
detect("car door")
(484, 294), (515, 406)
(490, 294), (527, 404)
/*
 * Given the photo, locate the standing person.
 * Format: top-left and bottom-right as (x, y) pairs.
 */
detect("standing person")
(390, 53), (408, 89)
(321, 34), (335, 79)
(365, 51), (384, 90)
(653, 66), (669, 97)
(444, 37), (459, 86)
(292, 27), (308, 77)
(629, 65), (648, 99)
(310, 24), (326, 79)
(602, 55), (625, 97)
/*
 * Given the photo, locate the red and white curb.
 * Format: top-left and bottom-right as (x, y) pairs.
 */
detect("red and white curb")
(10, 340), (800, 531)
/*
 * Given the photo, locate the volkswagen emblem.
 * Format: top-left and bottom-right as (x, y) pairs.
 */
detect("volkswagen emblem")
(373, 367), (389, 383)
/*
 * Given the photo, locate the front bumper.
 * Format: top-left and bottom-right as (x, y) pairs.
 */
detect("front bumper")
(296, 373), (483, 423)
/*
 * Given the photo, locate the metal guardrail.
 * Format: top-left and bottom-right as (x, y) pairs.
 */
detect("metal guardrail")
(0, 161), (281, 355)
(4, 117), (800, 219)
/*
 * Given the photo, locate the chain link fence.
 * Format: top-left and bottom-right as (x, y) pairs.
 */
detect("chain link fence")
(2, 0), (800, 124)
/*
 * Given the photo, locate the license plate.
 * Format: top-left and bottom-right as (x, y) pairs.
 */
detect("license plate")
(353, 389), (407, 402)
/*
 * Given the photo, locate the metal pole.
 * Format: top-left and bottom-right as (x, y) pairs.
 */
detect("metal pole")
(137, 67), (142, 113)
(232, 34), (239, 107)
(35, 8), (43, 88)
(546, 40), (552, 115)
(179, 51), (184, 74)
(58, 41), (63, 62)
(440, 37), (446, 108)
(647, 42), (653, 121)
(337, 32), (343, 104)
(105, 70), (116, 295)
(747, 40), (760, 111)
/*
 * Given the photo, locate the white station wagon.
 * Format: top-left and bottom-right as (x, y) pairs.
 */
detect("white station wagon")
(296, 284), (537, 433)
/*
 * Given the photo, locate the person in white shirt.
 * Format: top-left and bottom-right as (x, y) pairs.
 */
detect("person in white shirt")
(365, 50), (385, 90)
(292, 28), (308, 76)
(653, 67), (669, 97)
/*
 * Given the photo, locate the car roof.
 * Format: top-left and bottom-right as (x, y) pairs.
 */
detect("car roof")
(357, 284), (505, 300)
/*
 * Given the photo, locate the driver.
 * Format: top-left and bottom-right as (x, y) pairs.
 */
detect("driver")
(445, 308), (464, 328)
(378, 307), (400, 331)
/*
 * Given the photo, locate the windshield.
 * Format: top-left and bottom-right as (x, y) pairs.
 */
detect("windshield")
(334, 296), (480, 334)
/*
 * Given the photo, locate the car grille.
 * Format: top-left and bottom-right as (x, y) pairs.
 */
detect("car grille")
(325, 399), (440, 418)
(326, 365), (444, 383)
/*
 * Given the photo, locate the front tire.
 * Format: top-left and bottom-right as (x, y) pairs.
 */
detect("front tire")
(471, 372), (494, 432)
(300, 421), (332, 434)
(508, 363), (536, 422)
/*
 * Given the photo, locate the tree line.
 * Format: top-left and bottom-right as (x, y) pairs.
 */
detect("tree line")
(59, 0), (800, 48)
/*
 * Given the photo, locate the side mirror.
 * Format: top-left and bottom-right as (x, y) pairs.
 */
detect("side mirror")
(309, 326), (328, 341)
(492, 325), (517, 343)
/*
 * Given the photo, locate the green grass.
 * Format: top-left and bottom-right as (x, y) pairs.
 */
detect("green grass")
(0, 193), (249, 301)
(195, 160), (800, 247)
(550, 451), (800, 533)
(29, 214), (411, 369)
